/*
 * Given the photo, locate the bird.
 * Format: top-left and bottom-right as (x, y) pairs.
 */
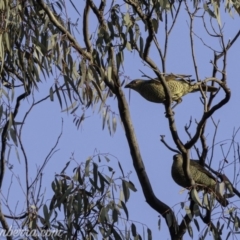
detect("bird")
(171, 154), (228, 207)
(124, 75), (218, 106)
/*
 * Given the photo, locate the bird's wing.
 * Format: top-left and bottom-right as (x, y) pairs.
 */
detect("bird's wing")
(148, 76), (176, 82)
(191, 160), (217, 181)
(145, 76), (182, 82)
(147, 79), (163, 85)
(177, 78), (195, 84)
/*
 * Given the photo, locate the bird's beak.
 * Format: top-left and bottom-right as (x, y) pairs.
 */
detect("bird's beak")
(124, 83), (131, 88)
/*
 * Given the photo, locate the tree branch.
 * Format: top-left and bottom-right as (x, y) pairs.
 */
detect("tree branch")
(185, 78), (231, 149)
(36, 0), (92, 61)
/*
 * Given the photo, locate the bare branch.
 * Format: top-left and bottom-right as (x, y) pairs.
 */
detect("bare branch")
(216, 30), (240, 59)
(185, 78), (231, 149)
(28, 119), (63, 190)
(160, 135), (179, 153)
(185, 1), (200, 81)
(115, 85), (179, 237)
(168, 2), (182, 35)
(83, 1), (92, 53)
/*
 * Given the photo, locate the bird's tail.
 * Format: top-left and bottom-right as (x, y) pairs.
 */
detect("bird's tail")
(200, 85), (218, 92)
(189, 83), (218, 93)
(202, 85), (218, 92)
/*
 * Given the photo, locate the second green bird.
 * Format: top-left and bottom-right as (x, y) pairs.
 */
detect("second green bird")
(172, 154), (228, 207)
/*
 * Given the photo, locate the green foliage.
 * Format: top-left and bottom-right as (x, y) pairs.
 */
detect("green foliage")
(0, 0), (240, 240)
(20, 155), (147, 239)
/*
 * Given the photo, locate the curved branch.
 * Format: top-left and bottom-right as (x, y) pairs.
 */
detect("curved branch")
(86, 6), (180, 235)
(216, 30), (240, 60)
(160, 135), (179, 153)
(125, 0), (194, 202)
(0, 79), (31, 239)
(115, 86), (179, 238)
(185, 78), (231, 149)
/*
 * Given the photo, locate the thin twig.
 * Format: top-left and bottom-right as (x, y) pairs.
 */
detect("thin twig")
(160, 135), (179, 153)
(185, 78), (231, 149)
(185, 1), (200, 81)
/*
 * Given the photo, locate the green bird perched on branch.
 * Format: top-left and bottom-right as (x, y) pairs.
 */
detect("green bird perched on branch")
(171, 154), (228, 207)
(125, 75), (218, 107)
